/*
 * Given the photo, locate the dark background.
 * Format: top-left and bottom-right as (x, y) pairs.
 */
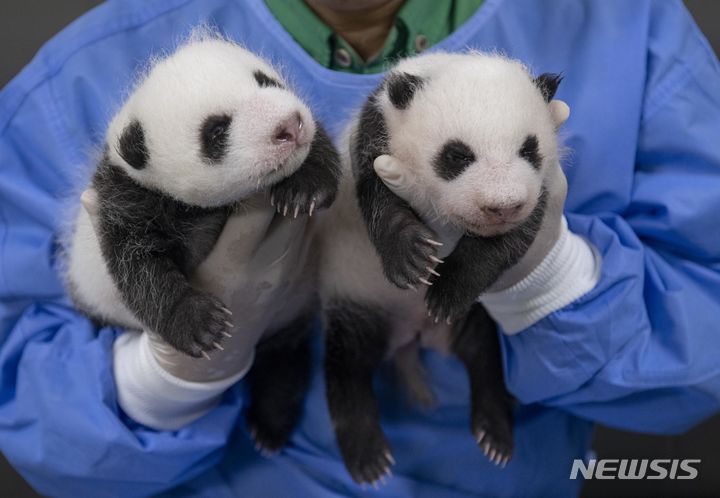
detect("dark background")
(1, 1), (719, 497)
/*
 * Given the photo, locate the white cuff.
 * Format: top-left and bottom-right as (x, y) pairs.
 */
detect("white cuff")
(112, 331), (251, 430)
(479, 217), (601, 335)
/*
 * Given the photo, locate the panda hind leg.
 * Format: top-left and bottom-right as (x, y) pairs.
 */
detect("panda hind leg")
(451, 303), (514, 467)
(245, 312), (314, 455)
(324, 300), (394, 485)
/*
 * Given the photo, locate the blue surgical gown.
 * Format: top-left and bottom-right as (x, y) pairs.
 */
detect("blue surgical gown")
(1, 0), (719, 496)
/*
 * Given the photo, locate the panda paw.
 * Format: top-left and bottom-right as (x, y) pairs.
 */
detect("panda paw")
(379, 218), (442, 290)
(270, 172), (338, 218)
(472, 395), (514, 468)
(337, 422), (395, 486)
(424, 276), (475, 324)
(160, 291), (233, 358)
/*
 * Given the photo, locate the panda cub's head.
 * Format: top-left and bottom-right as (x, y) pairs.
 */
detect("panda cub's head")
(106, 38), (317, 208)
(378, 52), (563, 237)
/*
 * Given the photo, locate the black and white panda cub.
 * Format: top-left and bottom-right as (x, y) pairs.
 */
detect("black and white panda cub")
(319, 52), (563, 484)
(65, 38), (340, 444)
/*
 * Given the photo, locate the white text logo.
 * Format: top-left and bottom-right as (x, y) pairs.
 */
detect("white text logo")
(569, 459), (700, 480)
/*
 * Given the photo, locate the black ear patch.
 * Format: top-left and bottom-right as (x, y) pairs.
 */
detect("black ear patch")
(254, 70), (283, 89)
(519, 134), (542, 170)
(534, 73), (563, 102)
(434, 140), (476, 181)
(117, 120), (148, 170)
(200, 114), (232, 162)
(386, 72), (425, 110)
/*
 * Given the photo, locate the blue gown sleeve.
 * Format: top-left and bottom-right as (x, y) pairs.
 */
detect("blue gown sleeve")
(501, 2), (720, 434)
(0, 60), (243, 498)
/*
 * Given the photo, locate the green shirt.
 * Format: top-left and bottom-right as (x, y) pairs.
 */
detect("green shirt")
(264, 0), (484, 74)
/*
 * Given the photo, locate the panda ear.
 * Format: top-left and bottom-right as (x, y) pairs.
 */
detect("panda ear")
(117, 120), (149, 170)
(534, 73), (563, 103)
(386, 72), (425, 110)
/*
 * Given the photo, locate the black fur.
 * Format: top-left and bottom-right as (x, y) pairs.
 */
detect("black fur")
(534, 73), (563, 103)
(93, 156), (233, 357)
(451, 304), (514, 461)
(518, 134), (542, 170)
(324, 298), (516, 484)
(253, 70), (284, 89)
(425, 188), (548, 322)
(352, 92), (438, 289)
(386, 72), (424, 110)
(270, 123), (342, 214)
(245, 312), (314, 453)
(433, 139), (476, 181)
(200, 114), (232, 162)
(324, 300), (393, 485)
(117, 120), (148, 170)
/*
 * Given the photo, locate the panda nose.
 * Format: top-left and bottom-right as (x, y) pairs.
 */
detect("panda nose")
(481, 202), (525, 223)
(273, 113), (303, 144)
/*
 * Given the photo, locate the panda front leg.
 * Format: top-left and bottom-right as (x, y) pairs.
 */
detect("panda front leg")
(354, 170), (441, 290)
(103, 237), (233, 358)
(452, 303), (514, 466)
(271, 124), (341, 217)
(425, 191), (548, 323)
(324, 300), (394, 485)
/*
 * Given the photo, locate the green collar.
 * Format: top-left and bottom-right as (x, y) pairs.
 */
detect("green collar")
(265, 0), (483, 74)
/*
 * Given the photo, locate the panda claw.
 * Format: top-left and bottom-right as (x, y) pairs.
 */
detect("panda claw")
(270, 194), (275, 206)
(426, 266), (441, 277)
(429, 255), (444, 264)
(202, 351), (212, 360)
(419, 277), (433, 286)
(222, 331), (233, 338)
(220, 306), (233, 316)
(283, 204), (288, 217)
(423, 238), (443, 247)
(309, 199), (316, 217)
(213, 341), (224, 351)
(224, 320), (234, 328)
(293, 204), (300, 219)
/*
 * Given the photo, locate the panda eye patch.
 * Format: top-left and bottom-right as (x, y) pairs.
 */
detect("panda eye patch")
(519, 134), (542, 170)
(434, 140), (476, 181)
(200, 114), (232, 162)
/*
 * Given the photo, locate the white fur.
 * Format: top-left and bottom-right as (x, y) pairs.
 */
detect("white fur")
(67, 207), (143, 328)
(107, 37), (316, 208)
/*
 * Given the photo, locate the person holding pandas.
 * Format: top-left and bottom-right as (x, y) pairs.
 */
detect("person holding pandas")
(1, 1), (719, 497)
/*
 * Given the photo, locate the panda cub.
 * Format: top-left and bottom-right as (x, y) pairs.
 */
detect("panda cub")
(65, 38), (340, 446)
(319, 52), (563, 484)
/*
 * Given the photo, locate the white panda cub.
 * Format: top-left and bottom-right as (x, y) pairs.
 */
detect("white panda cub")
(319, 52), (564, 484)
(65, 38), (340, 448)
